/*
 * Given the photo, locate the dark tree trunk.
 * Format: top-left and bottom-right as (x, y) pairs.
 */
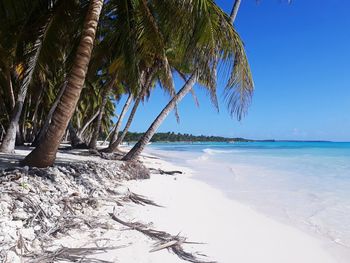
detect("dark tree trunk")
(123, 74), (198, 161)
(31, 82), (66, 147)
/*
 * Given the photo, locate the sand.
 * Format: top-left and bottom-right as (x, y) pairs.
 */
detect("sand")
(122, 154), (339, 263)
(0, 147), (341, 262)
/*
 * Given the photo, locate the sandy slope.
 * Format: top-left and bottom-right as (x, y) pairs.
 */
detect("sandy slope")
(124, 155), (338, 263)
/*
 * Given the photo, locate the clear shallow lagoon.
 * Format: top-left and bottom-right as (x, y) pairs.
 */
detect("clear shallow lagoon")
(147, 141), (350, 249)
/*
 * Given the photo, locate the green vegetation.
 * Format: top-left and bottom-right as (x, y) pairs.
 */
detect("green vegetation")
(0, 0), (253, 167)
(123, 132), (252, 143)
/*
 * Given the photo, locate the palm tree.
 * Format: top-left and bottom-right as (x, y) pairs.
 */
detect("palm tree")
(23, 0), (104, 167)
(106, 65), (160, 152)
(0, 0), (88, 152)
(108, 92), (133, 147)
(0, 1), (55, 153)
(88, 73), (117, 149)
(122, 0), (254, 161)
(230, 0), (242, 23)
(32, 81), (67, 147)
(123, 73), (198, 160)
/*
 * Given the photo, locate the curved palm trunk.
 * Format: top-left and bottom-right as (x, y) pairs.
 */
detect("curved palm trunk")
(108, 92), (133, 147)
(230, 0), (242, 24)
(107, 96), (141, 152)
(24, 0), (104, 167)
(107, 67), (157, 152)
(123, 74), (198, 161)
(0, 31), (44, 153)
(89, 75), (116, 149)
(77, 110), (99, 137)
(32, 82), (66, 147)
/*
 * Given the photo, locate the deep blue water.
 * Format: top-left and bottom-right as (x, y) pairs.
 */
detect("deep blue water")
(147, 141), (350, 248)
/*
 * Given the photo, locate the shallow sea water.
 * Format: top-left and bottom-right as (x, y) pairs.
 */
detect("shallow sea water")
(147, 141), (350, 250)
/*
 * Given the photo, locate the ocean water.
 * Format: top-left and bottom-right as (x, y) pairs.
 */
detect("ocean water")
(147, 141), (350, 250)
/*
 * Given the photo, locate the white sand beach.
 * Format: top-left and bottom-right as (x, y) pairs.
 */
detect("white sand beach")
(122, 154), (340, 263)
(0, 148), (344, 263)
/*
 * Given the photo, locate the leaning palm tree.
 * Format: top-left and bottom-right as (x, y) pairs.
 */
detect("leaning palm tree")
(88, 73), (117, 149)
(0, 0), (89, 152)
(108, 91), (133, 147)
(122, 0), (254, 161)
(106, 63), (161, 152)
(102, 0), (178, 152)
(0, 0), (56, 153)
(24, 0), (104, 167)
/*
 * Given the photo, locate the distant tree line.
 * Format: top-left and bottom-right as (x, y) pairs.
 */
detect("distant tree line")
(121, 132), (252, 143)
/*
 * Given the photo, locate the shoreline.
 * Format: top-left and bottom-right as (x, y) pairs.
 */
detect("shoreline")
(127, 152), (340, 263)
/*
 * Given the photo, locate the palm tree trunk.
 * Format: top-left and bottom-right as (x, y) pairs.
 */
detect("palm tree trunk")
(106, 67), (156, 153)
(32, 81), (66, 147)
(24, 0), (104, 167)
(102, 125), (116, 146)
(107, 96), (141, 152)
(230, 0), (242, 24)
(77, 110), (99, 137)
(0, 36), (44, 153)
(108, 92), (133, 147)
(122, 73), (198, 161)
(89, 74), (116, 149)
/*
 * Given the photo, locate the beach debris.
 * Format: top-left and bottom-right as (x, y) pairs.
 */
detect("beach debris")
(150, 239), (185, 252)
(28, 246), (118, 263)
(126, 191), (162, 207)
(149, 168), (183, 175)
(0, 159), (152, 262)
(120, 160), (150, 180)
(110, 212), (215, 263)
(0, 153), (212, 263)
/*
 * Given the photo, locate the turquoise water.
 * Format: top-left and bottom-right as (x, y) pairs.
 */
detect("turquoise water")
(148, 141), (350, 249)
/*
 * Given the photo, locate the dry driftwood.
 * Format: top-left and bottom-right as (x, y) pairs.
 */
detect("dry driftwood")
(149, 168), (183, 175)
(110, 212), (215, 263)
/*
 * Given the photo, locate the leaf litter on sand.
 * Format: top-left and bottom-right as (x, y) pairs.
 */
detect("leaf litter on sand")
(110, 209), (215, 263)
(0, 160), (153, 262)
(0, 156), (214, 263)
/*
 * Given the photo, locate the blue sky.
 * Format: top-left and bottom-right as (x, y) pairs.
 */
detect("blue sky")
(117, 0), (350, 141)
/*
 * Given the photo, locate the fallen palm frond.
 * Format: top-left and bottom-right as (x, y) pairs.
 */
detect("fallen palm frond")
(126, 191), (162, 207)
(110, 212), (215, 263)
(28, 246), (119, 263)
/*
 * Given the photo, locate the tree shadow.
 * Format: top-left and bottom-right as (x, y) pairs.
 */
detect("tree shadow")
(0, 153), (24, 169)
